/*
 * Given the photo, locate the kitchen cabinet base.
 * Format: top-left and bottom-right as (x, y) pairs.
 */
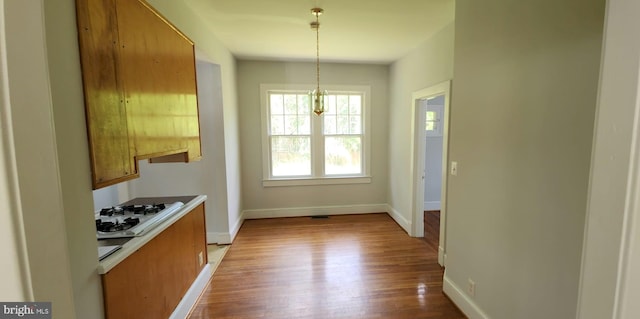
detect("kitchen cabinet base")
(101, 203), (207, 319)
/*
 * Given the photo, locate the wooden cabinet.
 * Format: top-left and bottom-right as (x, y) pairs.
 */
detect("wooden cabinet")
(75, 0), (136, 186)
(101, 203), (207, 319)
(75, 0), (202, 189)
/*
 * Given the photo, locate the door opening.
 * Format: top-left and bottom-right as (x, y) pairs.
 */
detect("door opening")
(423, 96), (444, 252)
(410, 81), (451, 267)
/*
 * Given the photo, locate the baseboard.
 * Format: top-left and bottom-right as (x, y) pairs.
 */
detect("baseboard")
(242, 203), (388, 219)
(386, 205), (411, 234)
(424, 201), (441, 211)
(438, 246), (446, 267)
(170, 264), (212, 319)
(229, 210), (244, 242)
(206, 232), (230, 244)
(442, 273), (490, 319)
(205, 212), (245, 244)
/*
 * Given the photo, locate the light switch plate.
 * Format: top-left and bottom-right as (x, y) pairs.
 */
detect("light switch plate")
(451, 161), (458, 176)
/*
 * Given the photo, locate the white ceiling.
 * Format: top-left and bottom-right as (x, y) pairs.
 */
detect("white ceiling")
(184, 0), (455, 64)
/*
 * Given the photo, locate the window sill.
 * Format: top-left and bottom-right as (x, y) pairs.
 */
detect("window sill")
(262, 176), (372, 187)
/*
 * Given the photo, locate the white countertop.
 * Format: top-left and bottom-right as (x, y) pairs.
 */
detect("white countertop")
(97, 195), (207, 274)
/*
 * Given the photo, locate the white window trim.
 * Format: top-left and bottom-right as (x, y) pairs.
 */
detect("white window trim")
(259, 84), (372, 187)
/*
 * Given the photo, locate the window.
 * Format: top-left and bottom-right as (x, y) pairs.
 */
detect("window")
(323, 94), (363, 175)
(260, 85), (371, 187)
(426, 111), (437, 131)
(425, 105), (443, 137)
(268, 93), (311, 177)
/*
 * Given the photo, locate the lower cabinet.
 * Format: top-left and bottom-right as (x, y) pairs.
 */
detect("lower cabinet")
(101, 204), (207, 319)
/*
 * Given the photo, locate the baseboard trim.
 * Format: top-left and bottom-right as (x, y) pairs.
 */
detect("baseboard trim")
(242, 204), (388, 219)
(424, 200), (441, 211)
(206, 232), (230, 244)
(170, 264), (212, 319)
(229, 211), (244, 242)
(386, 205), (411, 234)
(443, 273), (490, 319)
(438, 246), (446, 267)
(206, 211), (245, 244)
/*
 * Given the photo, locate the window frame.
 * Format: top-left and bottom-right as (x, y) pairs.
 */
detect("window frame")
(260, 84), (372, 187)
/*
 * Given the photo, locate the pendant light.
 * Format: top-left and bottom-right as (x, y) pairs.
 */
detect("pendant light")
(309, 7), (327, 116)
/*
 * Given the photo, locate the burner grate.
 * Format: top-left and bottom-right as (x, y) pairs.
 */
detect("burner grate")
(96, 201), (183, 238)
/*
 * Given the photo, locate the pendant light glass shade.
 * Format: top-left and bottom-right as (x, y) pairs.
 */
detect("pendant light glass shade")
(310, 89), (328, 116)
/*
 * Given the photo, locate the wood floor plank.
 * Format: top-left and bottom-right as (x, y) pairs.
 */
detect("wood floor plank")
(424, 210), (440, 251)
(188, 213), (465, 319)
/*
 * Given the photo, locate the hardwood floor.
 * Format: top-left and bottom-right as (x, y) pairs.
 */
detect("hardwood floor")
(424, 210), (440, 252)
(188, 213), (465, 319)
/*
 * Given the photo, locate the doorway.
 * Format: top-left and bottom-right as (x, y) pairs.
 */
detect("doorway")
(423, 96), (444, 252)
(411, 80), (451, 267)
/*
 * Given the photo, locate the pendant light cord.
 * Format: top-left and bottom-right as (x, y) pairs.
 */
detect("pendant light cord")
(316, 12), (320, 94)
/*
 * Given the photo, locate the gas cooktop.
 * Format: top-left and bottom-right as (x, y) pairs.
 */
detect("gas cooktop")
(95, 201), (184, 239)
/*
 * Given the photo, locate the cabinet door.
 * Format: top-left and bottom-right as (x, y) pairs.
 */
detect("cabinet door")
(75, 0), (137, 189)
(101, 204), (207, 319)
(115, 0), (201, 160)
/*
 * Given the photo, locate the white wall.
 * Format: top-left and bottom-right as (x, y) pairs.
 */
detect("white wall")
(43, 0), (106, 316)
(424, 137), (443, 205)
(92, 186), (120, 212)
(443, 0), (605, 318)
(237, 61), (389, 214)
(388, 23), (455, 228)
(0, 0), (32, 301)
(577, 0), (640, 317)
(5, 0), (78, 317)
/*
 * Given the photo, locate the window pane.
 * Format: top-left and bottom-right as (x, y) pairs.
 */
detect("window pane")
(336, 115), (349, 134)
(337, 95), (349, 114)
(270, 94), (284, 115)
(271, 115), (284, 135)
(326, 95), (337, 114)
(284, 115), (298, 134)
(349, 115), (361, 134)
(325, 136), (362, 175)
(426, 121), (435, 131)
(298, 95), (310, 114)
(284, 94), (297, 114)
(324, 115), (336, 135)
(349, 95), (361, 114)
(271, 136), (310, 176)
(298, 115), (310, 134)
(426, 111), (435, 121)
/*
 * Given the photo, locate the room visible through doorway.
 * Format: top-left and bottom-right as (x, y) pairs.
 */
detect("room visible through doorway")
(422, 95), (444, 253)
(410, 80), (451, 267)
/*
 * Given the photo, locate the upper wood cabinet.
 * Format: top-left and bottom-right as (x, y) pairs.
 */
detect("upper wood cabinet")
(75, 0), (202, 189)
(76, 0), (136, 187)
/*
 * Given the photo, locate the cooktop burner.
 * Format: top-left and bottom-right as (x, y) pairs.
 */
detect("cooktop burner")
(99, 203), (166, 217)
(95, 217), (140, 232)
(96, 202), (183, 239)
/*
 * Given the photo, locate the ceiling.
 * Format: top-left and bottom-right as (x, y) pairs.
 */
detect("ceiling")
(183, 0), (455, 64)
